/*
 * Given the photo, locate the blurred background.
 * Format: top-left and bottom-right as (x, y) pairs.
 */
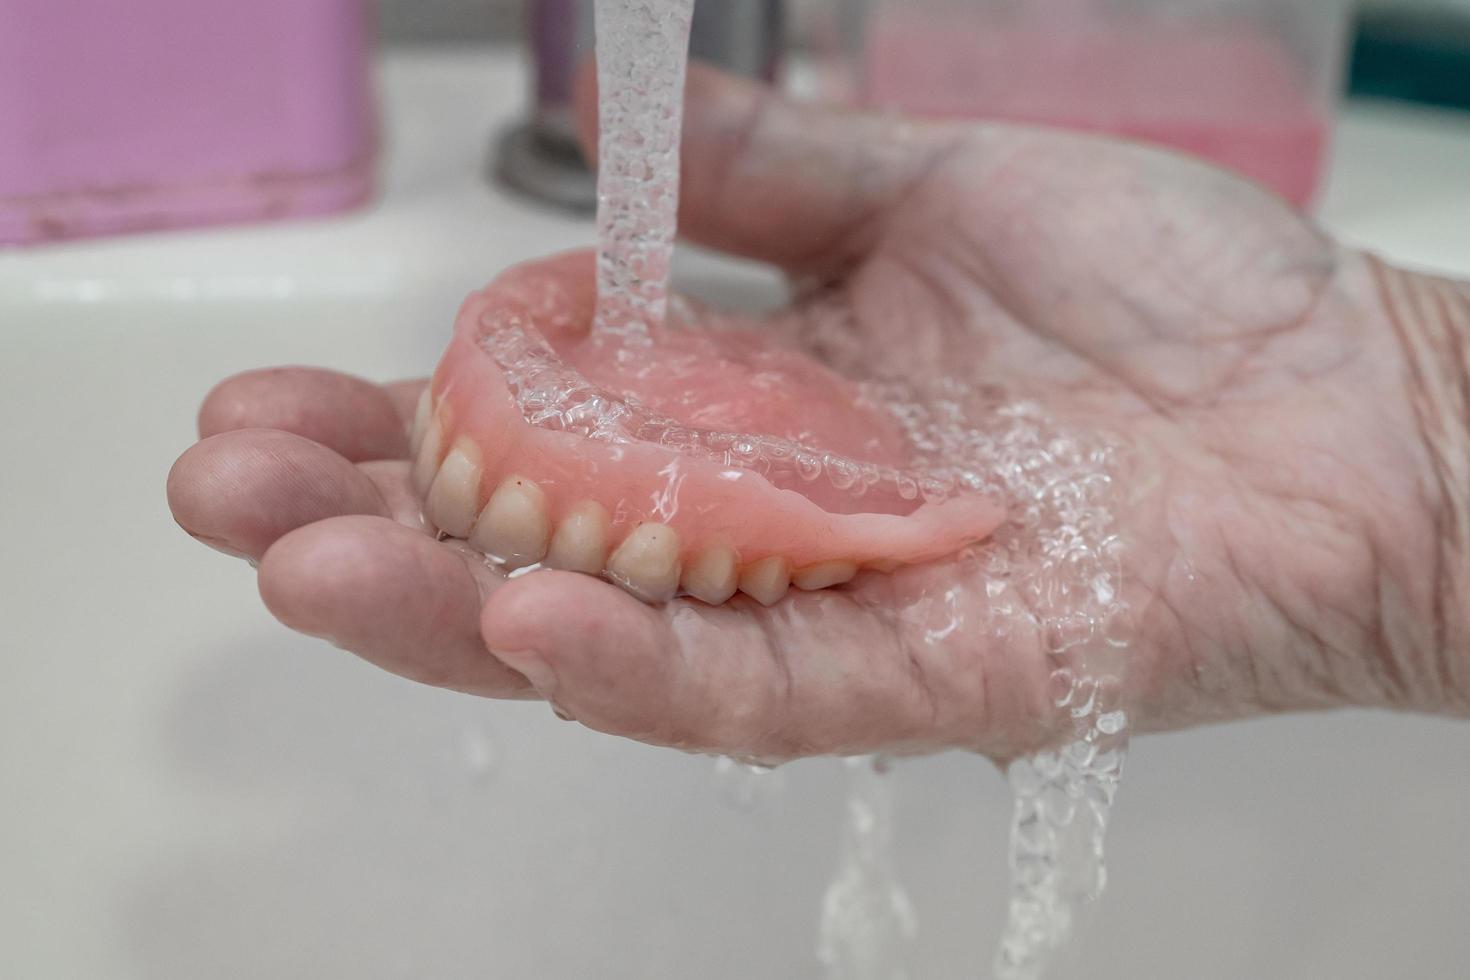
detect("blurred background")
(2, 1), (1469, 978)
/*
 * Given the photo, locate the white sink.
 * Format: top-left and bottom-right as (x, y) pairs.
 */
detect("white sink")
(2, 48), (1469, 980)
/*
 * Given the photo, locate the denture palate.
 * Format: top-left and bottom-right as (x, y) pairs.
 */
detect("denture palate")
(410, 254), (1006, 608)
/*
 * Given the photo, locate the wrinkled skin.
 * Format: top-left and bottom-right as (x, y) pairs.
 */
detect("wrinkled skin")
(167, 67), (1470, 763)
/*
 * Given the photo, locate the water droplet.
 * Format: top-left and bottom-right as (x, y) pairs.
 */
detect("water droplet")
(1044, 614), (1094, 655)
(1015, 817), (1053, 854)
(1102, 607), (1134, 648)
(919, 475), (955, 503)
(1063, 740), (1097, 768)
(1031, 751), (1064, 780)
(712, 756), (783, 810)
(1068, 680), (1097, 719)
(659, 426), (697, 451)
(457, 723), (498, 782)
(825, 455), (859, 490)
(1048, 668), (1077, 707)
(1093, 676), (1125, 714)
(818, 757), (917, 979)
(1040, 784), (1077, 824)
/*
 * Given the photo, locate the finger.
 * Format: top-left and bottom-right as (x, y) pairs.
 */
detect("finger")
(383, 379), (429, 429)
(199, 367), (410, 462)
(167, 428), (390, 561)
(575, 62), (964, 275)
(358, 459), (430, 531)
(259, 516), (533, 699)
(480, 572), (959, 760)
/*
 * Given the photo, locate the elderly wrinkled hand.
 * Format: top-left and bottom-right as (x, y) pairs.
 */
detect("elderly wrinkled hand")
(167, 67), (1470, 763)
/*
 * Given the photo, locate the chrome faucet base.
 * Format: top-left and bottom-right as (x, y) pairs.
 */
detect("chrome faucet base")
(494, 121), (598, 215)
(494, 0), (783, 213)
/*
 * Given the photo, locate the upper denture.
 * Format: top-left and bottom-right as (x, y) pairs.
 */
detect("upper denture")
(422, 251), (1005, 599)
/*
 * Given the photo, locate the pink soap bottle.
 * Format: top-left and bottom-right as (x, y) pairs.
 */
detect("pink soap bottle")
(0, 0), (377, 246)
(826, 0), (1352, 209)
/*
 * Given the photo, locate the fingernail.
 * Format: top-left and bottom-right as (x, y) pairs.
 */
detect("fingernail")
(492, 648), (558, 698)
(189, 531), (256, 564)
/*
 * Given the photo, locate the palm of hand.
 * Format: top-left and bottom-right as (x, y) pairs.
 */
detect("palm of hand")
(835, 128), (1434, 745)
(736, 125), (1434, 757)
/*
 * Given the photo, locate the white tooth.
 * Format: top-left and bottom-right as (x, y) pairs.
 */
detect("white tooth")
(739, 555), (791, 607)
(468, 475), (550, 569)
(868, 559), (901, 574)
(424, 439), (482, 538)
(793, 560), (859, 591)
(681, 543), (739, 605)
(409, 388), (432, 456)
(544, 501), (611, 575)
(606, 523), (682, 603)
(412, 411), (445, 494)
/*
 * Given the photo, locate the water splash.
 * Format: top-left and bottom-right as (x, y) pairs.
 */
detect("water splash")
(476, 312), (985, 511)
(833, 375), (1134, 980)
(996, 681), (1128, 979)
(588, 3), (1135, 974)
(818, 757), (919, 980)
(966, 406), (1130, 980)
(456, 721), (500, 785)
(712, 756), (785, 812)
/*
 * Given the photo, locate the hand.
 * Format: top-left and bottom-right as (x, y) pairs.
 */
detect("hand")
(167, 67), (1470, 762)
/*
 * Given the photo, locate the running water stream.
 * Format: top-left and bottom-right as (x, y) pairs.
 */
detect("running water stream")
(592, 0), (695, 344)
(589, 2), (1134, 976)
(818, 757), (919, 980)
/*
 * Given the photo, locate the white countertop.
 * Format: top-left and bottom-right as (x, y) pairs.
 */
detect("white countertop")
(2, 48), (1468, 980)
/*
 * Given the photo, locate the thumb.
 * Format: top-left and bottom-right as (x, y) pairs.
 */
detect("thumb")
(575, 61), (964, 275)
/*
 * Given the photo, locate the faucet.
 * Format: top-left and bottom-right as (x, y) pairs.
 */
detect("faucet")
(495, 0), (785, 212)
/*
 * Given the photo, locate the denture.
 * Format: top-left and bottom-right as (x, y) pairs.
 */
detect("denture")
(412, 252), (1004, 606)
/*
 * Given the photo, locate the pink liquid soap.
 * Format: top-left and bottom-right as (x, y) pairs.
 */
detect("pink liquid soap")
(863, 16), (1332, 208)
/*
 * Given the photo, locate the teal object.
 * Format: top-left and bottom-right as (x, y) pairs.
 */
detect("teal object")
(1350, 8), (1470, 110)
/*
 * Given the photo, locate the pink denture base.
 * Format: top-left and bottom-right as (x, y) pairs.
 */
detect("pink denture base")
(431, 260), (1006, 570)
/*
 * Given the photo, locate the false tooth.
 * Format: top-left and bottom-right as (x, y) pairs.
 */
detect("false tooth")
(411, 409), (445, 494)
(424, 439), (483, 538)
(793, 560), (858, 591)
(606, 523), (681, 603)
(468, 475), (550, 569)
(739, 556), (791, 607)
(409, 388), (432, 456)
(545, 501), (612, 574)
(681, 543), (739, 605)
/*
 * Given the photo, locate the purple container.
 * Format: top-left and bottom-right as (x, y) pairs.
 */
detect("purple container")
(0, 0), (377, 246)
